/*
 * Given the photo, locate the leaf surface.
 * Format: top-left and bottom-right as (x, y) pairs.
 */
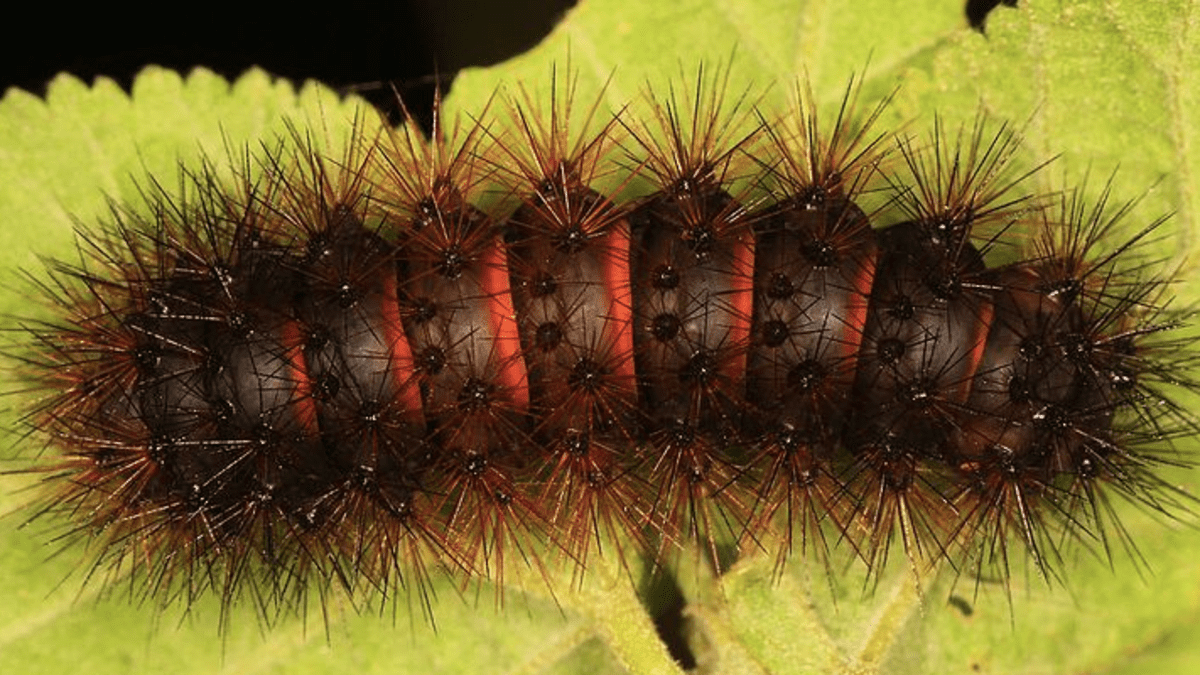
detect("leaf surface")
(1, 2), (1198, 673)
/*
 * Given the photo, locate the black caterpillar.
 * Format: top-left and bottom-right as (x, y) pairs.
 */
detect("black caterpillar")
(17, 73), (1195, 620)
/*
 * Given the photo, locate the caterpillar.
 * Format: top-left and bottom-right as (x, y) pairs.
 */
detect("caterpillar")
(7, 62), (1196, 659)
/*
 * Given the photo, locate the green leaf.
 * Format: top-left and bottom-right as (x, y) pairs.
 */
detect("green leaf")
(2, 1), (1199, 674)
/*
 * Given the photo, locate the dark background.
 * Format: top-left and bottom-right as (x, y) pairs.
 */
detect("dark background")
(0, 1), (576, 125)
(0, 1), (1012, 125)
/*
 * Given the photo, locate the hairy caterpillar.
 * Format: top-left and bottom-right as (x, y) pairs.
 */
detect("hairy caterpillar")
(8, 60), (1194, 643)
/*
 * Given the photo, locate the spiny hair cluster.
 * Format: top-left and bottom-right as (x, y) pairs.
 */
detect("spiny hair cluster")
(12, 68), (1197, 625)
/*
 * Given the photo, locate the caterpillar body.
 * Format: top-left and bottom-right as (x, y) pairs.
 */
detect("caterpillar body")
(15, 72), (1194, 623)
